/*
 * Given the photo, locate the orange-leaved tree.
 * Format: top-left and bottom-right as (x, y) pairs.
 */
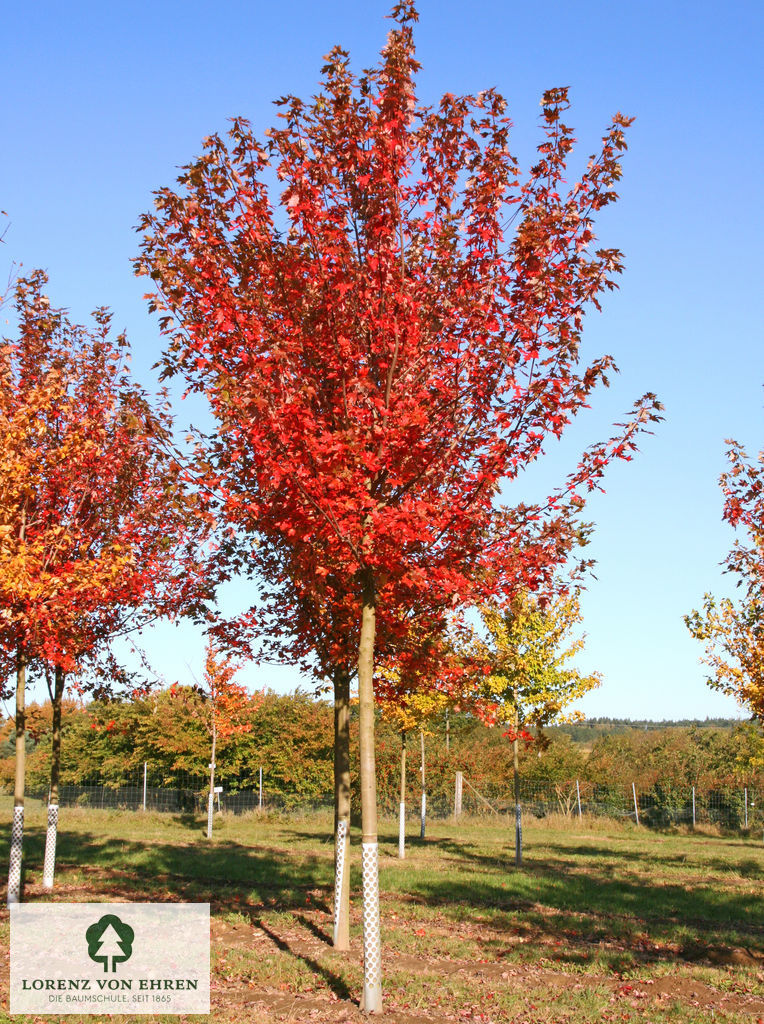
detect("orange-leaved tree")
(173, 642), (255, 837)
(0, 271), (215, 899)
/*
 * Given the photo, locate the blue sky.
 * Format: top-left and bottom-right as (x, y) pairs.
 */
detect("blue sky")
(3, 1), (762, 719)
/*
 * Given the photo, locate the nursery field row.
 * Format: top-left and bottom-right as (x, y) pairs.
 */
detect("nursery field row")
(1, 802), (762, 1023)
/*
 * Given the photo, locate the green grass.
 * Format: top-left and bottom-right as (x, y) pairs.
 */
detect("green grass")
(0, 799), (762, 1022)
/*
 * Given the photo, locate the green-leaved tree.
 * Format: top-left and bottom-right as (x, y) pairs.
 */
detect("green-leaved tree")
(467, 590), (600, 864)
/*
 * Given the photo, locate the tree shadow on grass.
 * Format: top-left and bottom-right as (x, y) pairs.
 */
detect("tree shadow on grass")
(707, 856), (764, 879)
(3, 823), (360, 1005)
(538, 837), (750, 865)
(432, 830), (764, 882)
(7, 826), (333, 914)
(293, 911), (333, 945)
(9, 819), (762, 983)
(171, 812), (204, 831)
(404, 842), (764, 948)
(253, 918), (352, 1002)
(536, 839), (764, 889)
(284, 828), (764, 947)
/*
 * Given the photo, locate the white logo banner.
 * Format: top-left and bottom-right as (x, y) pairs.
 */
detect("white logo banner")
(11, 903), (210, 1015)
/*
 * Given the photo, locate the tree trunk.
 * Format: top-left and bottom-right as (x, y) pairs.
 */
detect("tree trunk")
(43, 666), (66, 889)
(445, 709), (450, 754)
(7, 649), (26, 905)
(513, 706), (522, 868)
(420, 729), (426, 840)
(398, 730), (406, 859)
(333, 668), (351, 950)
(207, 716), (216, 839)
(358, 569), (382, 1013)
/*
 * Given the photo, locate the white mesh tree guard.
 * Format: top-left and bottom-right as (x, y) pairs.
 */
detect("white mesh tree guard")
(42, 804), (59, 889)
(398, 802), (405, 859)
(332, 819), (348, 946)
(7, 805), (24, 905)
(361, 841), (382, 1012)
(206, 793), (214, 838)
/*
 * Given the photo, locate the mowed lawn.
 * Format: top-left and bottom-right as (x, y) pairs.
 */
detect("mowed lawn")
(0, 799), (762, 1023)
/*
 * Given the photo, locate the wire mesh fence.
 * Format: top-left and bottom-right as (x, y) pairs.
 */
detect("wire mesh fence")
(25, 768), (333, 815)
(22, 768), (763, 831)
(452, 776), (763, 830)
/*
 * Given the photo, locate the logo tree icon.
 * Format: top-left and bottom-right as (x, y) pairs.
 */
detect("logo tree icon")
(86, 914), (134, 972)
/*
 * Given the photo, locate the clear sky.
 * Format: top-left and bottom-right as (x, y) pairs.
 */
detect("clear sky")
(3, 0), (762, 720)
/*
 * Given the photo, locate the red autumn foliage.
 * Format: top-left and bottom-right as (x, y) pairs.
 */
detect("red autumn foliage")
(136, 9), (660, 670)
(721, 440), (764, 597)
(0, 270), (215, 695)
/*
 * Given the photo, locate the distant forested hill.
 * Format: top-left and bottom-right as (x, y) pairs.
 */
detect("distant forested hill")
(545, 717), (744, 744)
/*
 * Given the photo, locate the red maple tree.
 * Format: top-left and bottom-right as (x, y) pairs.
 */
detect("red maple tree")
(137, 3), (661, 1008)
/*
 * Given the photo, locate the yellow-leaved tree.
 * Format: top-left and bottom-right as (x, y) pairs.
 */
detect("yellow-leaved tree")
(685, 442), (764, 721)
(466, 590), (601, 865)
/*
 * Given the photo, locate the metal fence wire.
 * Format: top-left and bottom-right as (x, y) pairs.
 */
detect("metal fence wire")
(451, 777), (762, 830)
(23, 769), (763, 830)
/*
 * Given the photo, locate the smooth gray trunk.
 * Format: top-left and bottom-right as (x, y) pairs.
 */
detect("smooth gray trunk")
(333, 668), (351, 950)
(43, 666), (65, 888)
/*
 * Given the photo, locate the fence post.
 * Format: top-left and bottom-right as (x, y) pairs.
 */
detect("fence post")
(454, 772), (463, 818)
(632, 782), (640, 826)
(744, 787), (748, 829)
(142, 762), (147, 812)
(692, 785), (696, 828)
(576, 779), (582, 820)
(259, 766), (263, 811)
